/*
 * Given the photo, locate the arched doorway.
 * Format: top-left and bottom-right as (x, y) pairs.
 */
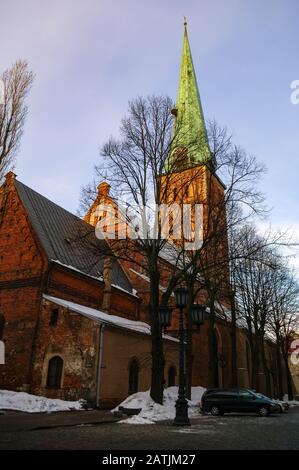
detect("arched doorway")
(167, 366), (176, 387)
(46, 356), (63, 389)
(128, 359), (139, 395)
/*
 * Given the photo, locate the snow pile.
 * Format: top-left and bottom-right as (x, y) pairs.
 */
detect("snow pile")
(0, 390), (84, 413)
(288, 400), (299, 408)
(43, 295), (178, 343)
(113, 386), (206, 425)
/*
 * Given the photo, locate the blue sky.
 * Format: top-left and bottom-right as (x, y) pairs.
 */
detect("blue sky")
(1, 0), (299, 265)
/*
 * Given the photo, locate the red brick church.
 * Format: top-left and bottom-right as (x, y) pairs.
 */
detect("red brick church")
(0, 24), (289, 406)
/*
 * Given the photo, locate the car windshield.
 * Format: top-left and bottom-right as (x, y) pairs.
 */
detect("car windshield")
(254, 392), (274, 401)
(247, 390), (261, 398)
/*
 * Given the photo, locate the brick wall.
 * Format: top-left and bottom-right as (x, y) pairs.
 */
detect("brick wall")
(0, 174), (47, 390)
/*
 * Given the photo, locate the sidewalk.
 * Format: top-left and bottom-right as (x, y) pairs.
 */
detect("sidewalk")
(0, 409), (120, 432)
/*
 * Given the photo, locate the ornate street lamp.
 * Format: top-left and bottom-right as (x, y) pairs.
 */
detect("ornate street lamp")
(173, 287), (189, 309)
(158, 288), (207, 426)
(190, 304), (206, 326)
(158, 306), (173, 328)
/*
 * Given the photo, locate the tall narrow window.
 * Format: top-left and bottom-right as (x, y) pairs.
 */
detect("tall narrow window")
(49, 308), (59, 326)
(168, 366), (176, 387)
(0, 314), (5, 340)
(128, 359), (139, 395)
(46, 356), (63, 389)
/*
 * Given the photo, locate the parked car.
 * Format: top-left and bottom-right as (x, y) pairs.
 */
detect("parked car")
(200, 388), (280, 417)
(254, 392), (289, 413)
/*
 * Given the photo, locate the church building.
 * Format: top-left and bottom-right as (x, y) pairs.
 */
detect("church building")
(0, 22), (291, 406)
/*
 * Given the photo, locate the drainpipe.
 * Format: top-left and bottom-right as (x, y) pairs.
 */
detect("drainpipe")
(102, 256), (112, 311)
(96, 323), (105, 408)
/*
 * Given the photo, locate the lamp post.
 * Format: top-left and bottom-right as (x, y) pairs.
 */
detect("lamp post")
(158, 291), (207, 426)
(173, 287), (190, 425)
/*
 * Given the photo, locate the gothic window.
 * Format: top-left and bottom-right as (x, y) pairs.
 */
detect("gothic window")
(49, 308), (59, 326)
(0, 314), (5, 339)
(128, 359), (139, 395)
(46, 356), (63, 389)
(168, 366), (176, 387)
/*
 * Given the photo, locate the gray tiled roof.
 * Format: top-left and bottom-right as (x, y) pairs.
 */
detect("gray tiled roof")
(15, 180), (132, 293)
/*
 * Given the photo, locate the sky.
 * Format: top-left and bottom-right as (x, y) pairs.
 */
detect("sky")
(1, 0), (299, 267)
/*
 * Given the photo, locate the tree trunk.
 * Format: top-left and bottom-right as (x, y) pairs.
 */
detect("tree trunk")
(260, 336), (271, 396)
(283, 353), (294, 401)
(208, 296), (218, 388)
(149, 265), (164, 404)
(275, 340), (283, 399)
(230, 293), (238, 387)
(251, 336), (260, 391)
(185, 305), (193, 400)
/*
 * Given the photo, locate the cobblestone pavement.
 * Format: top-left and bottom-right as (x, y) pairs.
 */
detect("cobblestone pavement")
(0, 407), (299, 450)
(0, 409), (120, 432)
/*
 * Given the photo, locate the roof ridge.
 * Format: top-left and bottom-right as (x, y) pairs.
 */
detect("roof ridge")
(15, 179), (92, 227)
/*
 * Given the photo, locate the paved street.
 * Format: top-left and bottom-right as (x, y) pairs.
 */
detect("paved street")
(0, 407), (299, 450)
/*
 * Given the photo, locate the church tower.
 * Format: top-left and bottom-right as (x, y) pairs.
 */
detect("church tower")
(161, 19), (229, 289)
(161, 19), (228, 285)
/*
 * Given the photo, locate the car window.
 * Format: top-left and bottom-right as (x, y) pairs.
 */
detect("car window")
(221, 391), (238, 399)
(205, 393), (217, 399)
(205, 391), (238, 399)
(239, 391), (254, 399)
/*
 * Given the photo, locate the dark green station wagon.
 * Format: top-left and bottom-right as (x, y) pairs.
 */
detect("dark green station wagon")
(200, 388), (280, 417)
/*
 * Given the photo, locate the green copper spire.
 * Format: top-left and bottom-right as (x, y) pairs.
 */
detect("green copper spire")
(170, 18), (210, 166)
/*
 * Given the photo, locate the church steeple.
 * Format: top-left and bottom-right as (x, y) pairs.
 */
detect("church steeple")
(171, 18), (210, 165)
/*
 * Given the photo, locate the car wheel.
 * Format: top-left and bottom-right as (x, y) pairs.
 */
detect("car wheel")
(210, 406), (222, 416)
(258, 406), (269, 417)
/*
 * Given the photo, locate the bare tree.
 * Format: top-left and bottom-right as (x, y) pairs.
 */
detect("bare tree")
(167, 123), (268, 393)
(267, 265), (299, 399)
(79, 97), (279, 402)
(232, 226), (298, 395)
(80, 95), (191, 404)
(0, 60), (34, 181)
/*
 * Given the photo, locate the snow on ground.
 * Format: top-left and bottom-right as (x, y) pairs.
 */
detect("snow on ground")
(113, 386), (206, 425)
(288, 400), (299, 408)
(0, 390), (84, 413)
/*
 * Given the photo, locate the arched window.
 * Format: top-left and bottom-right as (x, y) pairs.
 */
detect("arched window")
(0, 314), (5, 340)
(128, 359), (139, 395)
(168, 366), (176, 387)
(46, 356), (63, 389)
(49, 308), (59, 326)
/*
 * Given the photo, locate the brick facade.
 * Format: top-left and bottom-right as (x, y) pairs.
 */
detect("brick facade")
(0, 174), (291, 406)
